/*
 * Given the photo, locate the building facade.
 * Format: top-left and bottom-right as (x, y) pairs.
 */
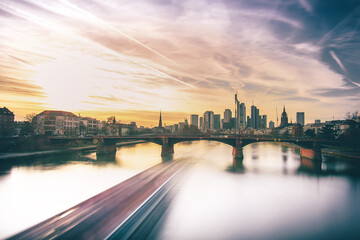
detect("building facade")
(296, 112), (305, 126)
(223, 109), (232, 129)
(0, 107), (15, 137)
(269, 121), (275, 129)
(251, 105), (261, 129)
(80, 117), (100, 135)
(261, 115), (267, 129)
(235, 93), (246, 129)
(240, 103), (246, 128)
(224, 109), (232, 124)
(214, 114), (221, 130)
(203, 111), (214, 131)
(199, 117), (204, 130)
(35, 110), (80, 135)
(190, 114), (199, 128)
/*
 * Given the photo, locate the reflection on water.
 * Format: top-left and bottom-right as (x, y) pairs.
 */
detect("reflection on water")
(154, 142), (360, 240)
(0, 142), (163, 239)
(0, 141), (359, 239)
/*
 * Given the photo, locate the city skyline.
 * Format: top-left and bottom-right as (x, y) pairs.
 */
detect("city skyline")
(1, 0), (359, 127)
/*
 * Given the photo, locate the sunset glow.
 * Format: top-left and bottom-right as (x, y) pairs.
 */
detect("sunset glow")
(1, 0), (359, 126)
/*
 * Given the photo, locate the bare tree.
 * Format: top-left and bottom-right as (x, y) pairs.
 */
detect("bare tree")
(25, 113), (37, 123)
(345, 111), (359, 120)
(107, 116), (116, 124)
(24, 113), (37, 136)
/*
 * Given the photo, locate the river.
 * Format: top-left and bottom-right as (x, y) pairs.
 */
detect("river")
(0, 141), (359, 239)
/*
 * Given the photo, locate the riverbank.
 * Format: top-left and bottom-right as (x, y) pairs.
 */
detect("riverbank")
(0, 140), (145, 161)
(279, 142), (360, 160)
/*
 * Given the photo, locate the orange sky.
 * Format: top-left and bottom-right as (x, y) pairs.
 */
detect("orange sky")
(1, 0), (359, 127)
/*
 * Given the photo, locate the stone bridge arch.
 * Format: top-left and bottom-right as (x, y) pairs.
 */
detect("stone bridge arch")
(49, 136), (324, 161)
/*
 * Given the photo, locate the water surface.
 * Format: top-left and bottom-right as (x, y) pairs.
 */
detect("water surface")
(0, 141), (359, 239)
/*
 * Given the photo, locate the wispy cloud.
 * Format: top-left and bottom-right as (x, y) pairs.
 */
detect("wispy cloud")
(330, 50), (360, 87)
(298, 0), (312, 13)
(0, 0), (359, 123)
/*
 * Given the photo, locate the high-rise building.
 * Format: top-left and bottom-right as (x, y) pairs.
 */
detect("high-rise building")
(247, 116), (251, 128)
(256, 108), (260, 129)
(235, 93), (240, 129)
(231, 118), (236, 129)
(261, 115), (267, 129)
(203, 111), (214, 130)
(240, 103), (246, 128)
(296, 112), (305, 126)
(281, 106), (288, 127)
(224, 109), (232, 123)
(199, 117), (204, 130)
(315, 119), (321, 124)
(214, 114), (221, 130)
(223, 109), (232, 129)
(190, 114), (199, 128)
(269, 121), (275, 129)
(235, 93), (246, 129)
(251, 105), (256, 129)
(251, 105), (261, 129)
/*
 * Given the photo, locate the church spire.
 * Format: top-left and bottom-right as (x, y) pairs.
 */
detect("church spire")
(281, 105), (288, 127)
(158, 111), (163, 128)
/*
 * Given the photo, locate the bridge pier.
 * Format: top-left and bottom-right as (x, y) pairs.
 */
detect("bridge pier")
(161, 144), (174, 156)
(299, 157), (322, 174)
(299, 140), (322, 161)
(96, 138), (117, 160)
(232, 138), (244, 160)
(233, 157), (244, 171)
(161, 137), (174, 156)
(300, 148), (322, 161)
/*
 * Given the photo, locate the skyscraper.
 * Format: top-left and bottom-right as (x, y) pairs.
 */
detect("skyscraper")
(214, 114), (221, 129)
(240, 103), (246, 128)
(269, 121), (275, 129)
(247, 116), (251, 128)
(235, 93), (246, 129)
(231, 118), (236, 129)
(256, 108), (260, 129)
(251, 105), (256, 129)
(296, 112), (305, 126)
(251, 105), (261, 129)
(223, 109), (232, 129)
(235, 93), (240, 129)
(203, 111), (214, 130)
(199, 117), (204, 130)
(224, 109), (232, 123)
(261, 115), (267, 129)
(281, 106), (288, 127)
(190, 114), (199, 128)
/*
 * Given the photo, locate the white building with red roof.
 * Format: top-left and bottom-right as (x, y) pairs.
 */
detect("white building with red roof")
(35, 110), (80, 136)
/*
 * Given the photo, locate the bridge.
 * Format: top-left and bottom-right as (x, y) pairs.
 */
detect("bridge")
(9, 135), (356, 239)
(49, 135), (328, 161)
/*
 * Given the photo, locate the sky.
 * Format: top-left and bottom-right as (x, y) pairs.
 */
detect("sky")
(0, 0), (359, 126)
